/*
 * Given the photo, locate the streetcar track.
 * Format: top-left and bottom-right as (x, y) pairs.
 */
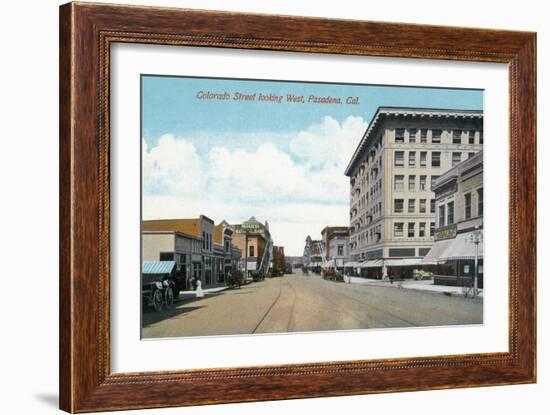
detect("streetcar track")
(314, 279), (419, 327)
(285, 278), (298, 332)
(252, 278), (283, 334)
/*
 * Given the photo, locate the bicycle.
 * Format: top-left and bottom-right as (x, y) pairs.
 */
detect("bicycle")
(461, 279), (481, 298)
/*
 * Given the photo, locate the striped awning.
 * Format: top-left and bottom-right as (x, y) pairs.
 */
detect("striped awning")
(421, 238), (455, 265)
(385, 258), (422, 267)
(440, 231), (483, 261)
(141, 260), (176, 274)
(360, 259), (384, 268)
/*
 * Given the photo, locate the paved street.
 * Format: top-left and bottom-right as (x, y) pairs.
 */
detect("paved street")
(142, 272), (483, 338)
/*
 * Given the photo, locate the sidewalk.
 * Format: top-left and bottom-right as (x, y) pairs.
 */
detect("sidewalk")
(343, 276), (483, 298)
(177, 286), (229, 301)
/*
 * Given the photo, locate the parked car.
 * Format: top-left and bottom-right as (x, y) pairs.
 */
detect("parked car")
(413, 269), (433, 280)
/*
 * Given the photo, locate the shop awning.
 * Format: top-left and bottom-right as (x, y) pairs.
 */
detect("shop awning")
(360, 259), (384, 268)
(385, 258), (422, 267)
(344, 261), (360, 267)
(440, 231), (483, 261)
(421, 239), (455, 265)
(141, 260), (176, 275)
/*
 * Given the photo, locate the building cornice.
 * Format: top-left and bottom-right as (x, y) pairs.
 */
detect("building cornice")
(345, 106), (483, 177)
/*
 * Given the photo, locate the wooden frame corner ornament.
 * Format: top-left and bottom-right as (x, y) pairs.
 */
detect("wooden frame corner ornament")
(59, 2), (536, 412)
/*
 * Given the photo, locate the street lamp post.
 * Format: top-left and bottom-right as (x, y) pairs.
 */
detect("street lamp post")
(244, 232), (249, 282)
(469, 225), (483, 296)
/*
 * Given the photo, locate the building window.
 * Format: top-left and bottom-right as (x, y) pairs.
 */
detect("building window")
(447, 201), (455, 224)
(478, 187), (483, 216)
(419, 222), (426, 237)
(408, 175), (415, 191)
(395, 128), (405, 143)
(468, 152), (475, 158)
(439, 205), (445, 227)
(421, 129), (427, 143)
(337, 245), (344, 256)
(469, 130), (476, 144)
(430, 222), (435, 237)
(432, 129), (442, 143)
(409, 151), (416, 167)
(432, 152), (441, 167)
(452, 152), (462, 166)
(394, 223), (404, 237)
(408, 223), (415, 238)
(202, 231), (206, 249)
(409, 128), (417, 143)
(394, 175), (404, 191)
(419, 199), (427, 213)
(430, 199), (436, 213)
(408, 199), (415, 213)
(419, 175), (427, 191)
(430, 175), (439, 188)
(465, 192), (472, 219)
(249, 245), (254, 257)
(160, 252), (174, 261)
(453, 129), (462, 144)
(394, 199), (404, 213)
(420, 151), (427, 166)
(394, 151), (404, 167)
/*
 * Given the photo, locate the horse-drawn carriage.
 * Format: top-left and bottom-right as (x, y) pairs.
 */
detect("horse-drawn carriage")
(141, 261), (178, 312)
(226, 271), (243, 289)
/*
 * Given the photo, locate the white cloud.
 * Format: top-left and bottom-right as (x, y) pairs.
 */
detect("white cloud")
(142, 116), (366, 255)
(142, 134), (203, 195)
(289, 115), (367, 168)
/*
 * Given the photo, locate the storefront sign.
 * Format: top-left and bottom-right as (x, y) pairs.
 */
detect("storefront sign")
(237, 223), (263, 234)
(435, 224), (457, 241)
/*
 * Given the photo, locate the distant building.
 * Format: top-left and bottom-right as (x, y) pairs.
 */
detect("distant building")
(213, 220), (237, 282)
(303, 235), (324, 272)
(284, 256), (303, 271)
(272, 246), (286, 275)
(423, 151), (484, 287)
(344, 107), (483, 279)
(231, 217), (273, 278)
(321, 226), (350, 271)
(142, 216), (220, 287)
(141, 230), (201, 291)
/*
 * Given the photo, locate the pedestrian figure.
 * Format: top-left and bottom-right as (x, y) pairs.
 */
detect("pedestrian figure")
(195, 280), (204, 298)
(389, 274), (394, 284)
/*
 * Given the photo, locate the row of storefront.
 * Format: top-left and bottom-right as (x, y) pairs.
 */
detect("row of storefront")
(141, 216), (242, 290)
(142, 216), (278, 290)
(340, 152), (484, 286)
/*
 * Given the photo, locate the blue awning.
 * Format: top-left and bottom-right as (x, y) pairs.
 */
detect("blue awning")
(141, 261), (175, 274)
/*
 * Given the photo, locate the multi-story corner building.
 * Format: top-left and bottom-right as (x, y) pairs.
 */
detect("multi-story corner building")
(231, 217), (273, 279)
(142, 215), (219, 286)
(423, 151), (484, 287)
(344, 107), (483, 279)
(320, 226), (350, 271)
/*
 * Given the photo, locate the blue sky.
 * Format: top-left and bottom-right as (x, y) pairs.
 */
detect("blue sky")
(141, 75), (483, 255)
(142, 75), (482, 153)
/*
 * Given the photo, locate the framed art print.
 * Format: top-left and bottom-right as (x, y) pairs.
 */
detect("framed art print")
(59, 2), (536, 412)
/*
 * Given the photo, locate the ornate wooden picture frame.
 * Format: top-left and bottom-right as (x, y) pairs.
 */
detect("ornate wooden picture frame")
(59, 2), (536, 412)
